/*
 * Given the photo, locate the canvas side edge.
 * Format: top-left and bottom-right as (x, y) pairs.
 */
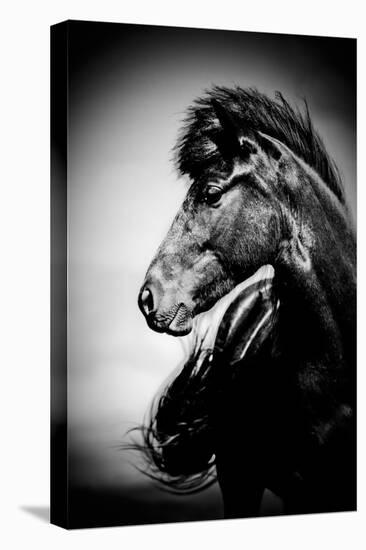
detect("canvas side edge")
(50, 21), (69, 529)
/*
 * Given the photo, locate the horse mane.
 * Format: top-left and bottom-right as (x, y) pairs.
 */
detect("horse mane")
(175, 86), (345, 203)
(126, 344), (218, 493)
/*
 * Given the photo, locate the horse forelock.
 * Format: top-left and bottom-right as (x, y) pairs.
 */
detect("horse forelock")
(174, 86), (345, 204)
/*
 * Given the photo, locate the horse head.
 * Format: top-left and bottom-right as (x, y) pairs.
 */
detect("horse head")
(138, 89), (354, 340)
(139, 102), (287, 336)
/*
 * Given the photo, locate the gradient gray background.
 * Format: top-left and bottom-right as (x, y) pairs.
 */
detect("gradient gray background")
(66, 21), (356, 526)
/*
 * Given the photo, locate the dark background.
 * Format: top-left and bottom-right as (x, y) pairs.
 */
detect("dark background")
(65, 20), (356, 527)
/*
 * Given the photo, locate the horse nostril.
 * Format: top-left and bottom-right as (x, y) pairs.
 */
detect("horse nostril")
(140, 287), (154, 317)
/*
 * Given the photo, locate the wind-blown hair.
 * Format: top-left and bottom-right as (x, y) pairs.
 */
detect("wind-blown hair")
(175, 86), (344, 202)
(127, 342), (218, 493)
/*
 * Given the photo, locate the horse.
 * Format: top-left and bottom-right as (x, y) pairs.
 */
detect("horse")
(136, 87), (356, 518)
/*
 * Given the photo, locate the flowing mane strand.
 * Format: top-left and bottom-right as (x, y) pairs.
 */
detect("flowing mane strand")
(126, 346), (218, 493)
(175, 86), (345, 203)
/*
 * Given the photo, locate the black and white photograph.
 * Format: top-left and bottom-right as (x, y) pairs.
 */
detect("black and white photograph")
(51, 20), (356, 528)
(2, 2), (365, 549)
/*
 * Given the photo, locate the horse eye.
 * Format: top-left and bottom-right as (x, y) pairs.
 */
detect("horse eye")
(204, 186), (223, 205)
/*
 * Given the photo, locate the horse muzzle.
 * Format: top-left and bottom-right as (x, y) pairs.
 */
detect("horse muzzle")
(138, 283), (193, 336)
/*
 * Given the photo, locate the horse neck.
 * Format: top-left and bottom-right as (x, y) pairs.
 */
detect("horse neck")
(275, 174), (356, 369)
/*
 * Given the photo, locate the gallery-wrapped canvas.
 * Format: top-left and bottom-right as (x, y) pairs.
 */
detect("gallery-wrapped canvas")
(51, 20), (356, 529)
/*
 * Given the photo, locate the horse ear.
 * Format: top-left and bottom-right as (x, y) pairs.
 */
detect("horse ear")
(257, 131), (304, 191)
(211, 98), (238, 137)
(256, 131), (290, 161)
(211, 99), (257, 159)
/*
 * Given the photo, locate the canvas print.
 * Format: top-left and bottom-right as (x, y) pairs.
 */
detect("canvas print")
(51, 20), (356, 529)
